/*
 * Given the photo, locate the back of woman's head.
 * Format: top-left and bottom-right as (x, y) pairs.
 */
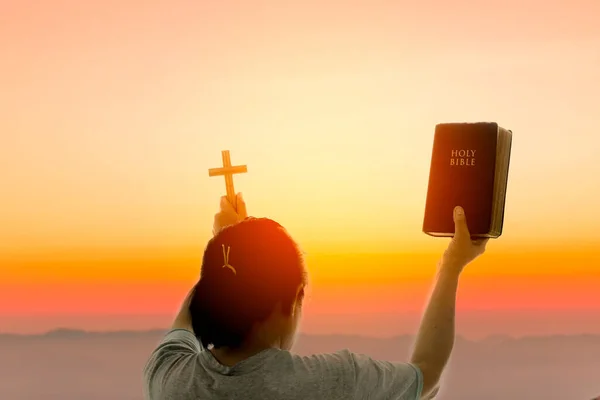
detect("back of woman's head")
(189, 217), (307, 349)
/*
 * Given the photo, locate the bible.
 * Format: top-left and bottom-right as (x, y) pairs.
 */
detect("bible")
(423, 122), (513, 238)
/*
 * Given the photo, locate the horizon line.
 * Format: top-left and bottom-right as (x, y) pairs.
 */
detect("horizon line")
(3, 308), (600, 316)
(2, 327), (600, 342)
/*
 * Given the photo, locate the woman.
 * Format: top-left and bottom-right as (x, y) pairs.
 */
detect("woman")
(143, 193), (488, 399)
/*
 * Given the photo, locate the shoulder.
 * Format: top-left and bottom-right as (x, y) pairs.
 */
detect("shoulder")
(143, 329), (202, 398)
(289, 350), (422, 400)
(255, 349), (356, 395)
(271, 350), (422, 399)
(349, 351), (423, 400)
(276, 348), (356, 372)
(144, 329), (202, 373)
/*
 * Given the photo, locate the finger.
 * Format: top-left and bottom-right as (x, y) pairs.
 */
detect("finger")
(236, 192), (248, 218)
(472, 238), (489, 246)
(472, 238), (489, 255)
(453, 206), (470, 239)
(475, 238), (489, 250)
(220, 195), (235, 213)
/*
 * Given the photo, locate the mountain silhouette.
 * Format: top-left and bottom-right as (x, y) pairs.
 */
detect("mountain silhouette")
(0, 329), (598, 400)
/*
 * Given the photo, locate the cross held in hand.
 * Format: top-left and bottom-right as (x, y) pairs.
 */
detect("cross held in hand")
(208, 150), (247, 211)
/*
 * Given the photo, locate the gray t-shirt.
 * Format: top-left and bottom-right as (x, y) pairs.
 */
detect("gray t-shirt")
(143, 329), (423, 400)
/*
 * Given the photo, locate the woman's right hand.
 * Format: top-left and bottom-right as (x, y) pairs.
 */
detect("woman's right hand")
(212, 193), (248, 236)
(440, 206), (489, 273)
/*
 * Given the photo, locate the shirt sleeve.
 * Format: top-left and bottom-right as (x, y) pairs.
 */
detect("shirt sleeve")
(347, 351), (423, 400)
(142, 329), (201, 399)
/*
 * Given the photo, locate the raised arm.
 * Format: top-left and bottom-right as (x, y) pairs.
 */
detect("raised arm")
(171, 286), (196, 331)
(171, 192), (248, 331)
(410, 206), (488, 398)
(144, 287), (200, 400)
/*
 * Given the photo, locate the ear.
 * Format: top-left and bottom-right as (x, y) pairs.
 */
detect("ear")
(291, 284), (305, 316)
(297, 284), (305, 299)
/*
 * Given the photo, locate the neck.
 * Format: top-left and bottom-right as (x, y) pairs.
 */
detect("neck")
(210, 340), (279, 367)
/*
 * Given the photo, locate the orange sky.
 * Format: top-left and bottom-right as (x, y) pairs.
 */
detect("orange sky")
(1, 0), (600, 334)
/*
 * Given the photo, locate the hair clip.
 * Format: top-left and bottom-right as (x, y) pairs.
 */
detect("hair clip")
(221, 244), (236, 275)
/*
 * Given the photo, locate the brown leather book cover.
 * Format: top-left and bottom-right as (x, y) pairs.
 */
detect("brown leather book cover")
(423, 122), (512, 238)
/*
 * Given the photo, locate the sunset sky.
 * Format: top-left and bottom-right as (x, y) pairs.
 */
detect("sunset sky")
(1, 0), (599, 335)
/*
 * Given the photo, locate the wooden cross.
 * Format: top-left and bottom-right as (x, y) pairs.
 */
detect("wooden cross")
(208, 150), (247, 211)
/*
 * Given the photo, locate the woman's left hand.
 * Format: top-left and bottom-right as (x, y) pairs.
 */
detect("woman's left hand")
(213, 192), (248, 235)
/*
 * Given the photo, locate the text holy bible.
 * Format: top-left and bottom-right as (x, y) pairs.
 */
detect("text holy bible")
(423, 122), (512, 238)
